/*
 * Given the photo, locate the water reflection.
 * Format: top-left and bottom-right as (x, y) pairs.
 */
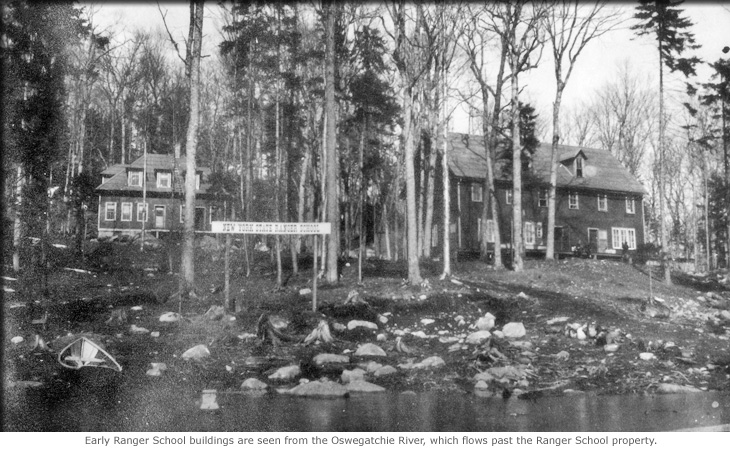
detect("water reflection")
(5, 383), (728, 432)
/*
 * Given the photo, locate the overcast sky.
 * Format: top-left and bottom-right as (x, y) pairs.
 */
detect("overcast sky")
(89, 2), (730, 138)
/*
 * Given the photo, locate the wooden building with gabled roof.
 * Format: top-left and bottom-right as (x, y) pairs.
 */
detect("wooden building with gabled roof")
(95, 153), (221, 238)
(446, 133), (647, 258)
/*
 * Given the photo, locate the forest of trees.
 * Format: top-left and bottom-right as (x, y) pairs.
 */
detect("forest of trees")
(3, 1), (729, 289)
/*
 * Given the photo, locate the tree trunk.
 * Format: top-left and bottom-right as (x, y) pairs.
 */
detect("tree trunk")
(510, 63), (524, 272)
(324, 3), (340, 283)
(404, 87), (423, 284)
(423, 134), (437, 258)
(547, 86), (564, 260)
(181, 0), (204, 293)
(13, 166), (23, 272)
(658, 37), (671, 284)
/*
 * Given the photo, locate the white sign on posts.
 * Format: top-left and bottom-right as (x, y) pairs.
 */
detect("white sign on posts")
(211, 221), (331, 235)
(210, 221), (331, 312)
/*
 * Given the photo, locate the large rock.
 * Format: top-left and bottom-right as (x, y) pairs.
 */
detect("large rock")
(146, 362), (167, 377)
(502, 322), (526, 338)
(269, 365), (301, 381)
(466, 330), (492, 344)
(347, 320), (378, 331)
(241, 378), (268, 391)
(354, 343), (386, 357)
(400, 356), (446, 370)
(346, 380), (385, 393)
(475, 313), (496, 331)
(181, 344), (210, 361)
(159, 312), (181, 323)
(313, 353), (350, 366)
(474, 365), (527, 382)
(373, 365), (398, 377)
(656, 383), (701, 394)
(288, 380), (348, 398)
(358, 361), (383, 373)
(341, 368), (367, 384)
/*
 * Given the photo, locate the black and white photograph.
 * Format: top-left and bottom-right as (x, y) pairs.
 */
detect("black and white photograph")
(3, 0), (730, 435)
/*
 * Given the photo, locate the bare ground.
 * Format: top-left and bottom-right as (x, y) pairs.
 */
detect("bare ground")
(4, 239), (730, 406)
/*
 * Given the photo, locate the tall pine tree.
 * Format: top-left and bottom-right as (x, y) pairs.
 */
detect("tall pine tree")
(632, 0), (701, 284)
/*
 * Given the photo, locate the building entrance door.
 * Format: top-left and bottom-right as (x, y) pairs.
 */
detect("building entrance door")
(155, 206), (165, 229)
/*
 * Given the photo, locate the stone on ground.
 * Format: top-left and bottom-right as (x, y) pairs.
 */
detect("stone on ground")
(373, 365), (398, 377)
(347, 320), (378, 331)
(475, 313), (496, 331)
(354, 343), (386, 357)
(656, 383), (701, 394)
(269, 365), (301, 381)
(502, 322), (526, 338)
(313, 353), (349, 366)
(466, 330), (492, 344)
(341, 368), (367, 384)
(241, 378), (268, 391)
(346, 380), (385, 393)
(288, 380), (348, 398)
(181, 344), (210, 361)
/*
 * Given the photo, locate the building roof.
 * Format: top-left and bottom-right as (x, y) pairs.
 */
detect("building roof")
(96, 153), (213, 194)
(447, 133), (647, 195)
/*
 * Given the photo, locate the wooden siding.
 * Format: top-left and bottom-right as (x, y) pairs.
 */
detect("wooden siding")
(97, 195), (218, 237)
(451, 176), (644, 256)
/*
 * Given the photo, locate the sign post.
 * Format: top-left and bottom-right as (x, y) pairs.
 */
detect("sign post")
(211, 222), (331, 311)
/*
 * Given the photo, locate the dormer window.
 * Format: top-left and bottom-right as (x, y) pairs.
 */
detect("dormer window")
(575, 156), (584, 178)
(128, 170), (143, 187)
(157, 171), (171, 189)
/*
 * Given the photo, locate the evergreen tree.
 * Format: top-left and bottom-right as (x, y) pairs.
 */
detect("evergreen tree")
(2, 1), (89, 278)
(632, 0), (701, 284)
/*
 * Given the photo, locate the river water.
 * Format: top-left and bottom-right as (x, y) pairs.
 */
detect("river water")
(5, 377), (729, 431)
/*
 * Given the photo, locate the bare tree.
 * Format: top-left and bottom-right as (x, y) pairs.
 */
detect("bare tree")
(545, 1), (622, 260)
(590, 63), (657, 177)
(324, 2), (340, 284)
(181, 0), (204, 294)
(496, 1), (547, 271)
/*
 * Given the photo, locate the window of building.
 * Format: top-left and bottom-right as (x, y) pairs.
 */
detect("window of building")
(196, 173), (201, 190)
(105, 202), (117, 221)
(569, 193), (579, 209)
(128, 170), (143, 187)
(157, 172), (171, 189)
(524, 221), (536, 245)
(121, 202), (132, 221)
(575, 157), (584, 178)
(137, 203), (148, 222)
(536, 222), (543, 239)
(471, 183), (483, 202)
(486, 219), (495, 243)
(626, 197), (636, 214)
(611, 227), (636, 250)
(597, 194), (608, 212)
(538, 188), (548, 207)
(506, 189), (513, 205)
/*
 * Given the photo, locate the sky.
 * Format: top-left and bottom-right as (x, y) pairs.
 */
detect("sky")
(88, 2), (730, 138)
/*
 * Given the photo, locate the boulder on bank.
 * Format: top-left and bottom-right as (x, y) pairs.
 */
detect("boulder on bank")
(354, 343), (386, 357)
(502, 322), (526, 338)
(181, 344), (210, 361)
(269, 365), (301, 381)
(288, 380), (348, 398)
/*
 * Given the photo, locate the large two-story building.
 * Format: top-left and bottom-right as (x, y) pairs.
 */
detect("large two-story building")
(95, 153), (220, 238)
(448, 133), (647, 257)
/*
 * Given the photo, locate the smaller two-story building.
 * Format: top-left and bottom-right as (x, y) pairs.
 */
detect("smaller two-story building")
(448, 133), (647, 257)
(96, 153), (220, 238)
